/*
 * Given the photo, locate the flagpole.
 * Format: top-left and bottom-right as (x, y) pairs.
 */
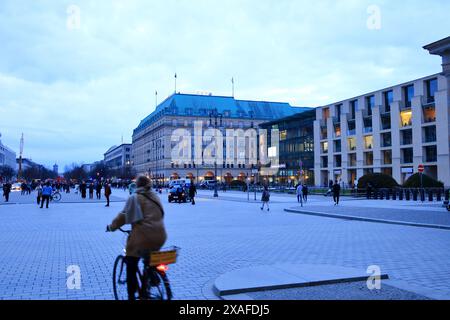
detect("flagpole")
(174, 73), (177, 93)
(231, 77), (234, 97)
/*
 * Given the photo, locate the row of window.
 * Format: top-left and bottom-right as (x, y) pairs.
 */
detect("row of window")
(321, 126), (437, 154)
(320, 145), (437, 168)
(322, 78), (438, 121)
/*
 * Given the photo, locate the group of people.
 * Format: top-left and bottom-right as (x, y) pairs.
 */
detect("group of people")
(35, 182), (54, 209)
(296, 184), (309, 207)
(77, 181), (112, 207)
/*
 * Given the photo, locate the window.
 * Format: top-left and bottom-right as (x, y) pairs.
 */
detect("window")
(383, 90), (393, 112)
(402, 148), (413, 164)
(321, 156), (328, 168)
(347, 138), (356, 151)
(321, 142), (328, 153)
(400, 110), (412, 127)
(280, 130), (287, 141)
(382, 150), (392, 165)
(334, 155), (342, 167)
(426, 78), (438, 103)
(423, 106), (436, 123)
(334, 140), (341, 153)
(366, 96), (375, 116)
(364, 152), (374, 166)
(401, 129), (413, 145)
(381, 132), (392, 147)
(335, 104), (342, 121)
(364, 135), (373, 150)
(348, 154), (357, 167)
(423, 126), (436, 143)
(322, 108), (330, 120)
(424, 146), (437, 162)
(403, 85), (414, 108)
(350, 100), (358, 119)
(334, 124), (341, 137)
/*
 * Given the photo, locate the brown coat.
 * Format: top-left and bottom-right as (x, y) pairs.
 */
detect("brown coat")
(110, 191), (167, 257)
(104, 184), (112, 196)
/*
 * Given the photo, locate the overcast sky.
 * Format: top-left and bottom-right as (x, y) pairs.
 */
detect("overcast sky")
(0, 0), (449, 170)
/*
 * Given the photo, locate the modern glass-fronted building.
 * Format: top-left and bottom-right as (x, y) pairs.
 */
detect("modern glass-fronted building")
(259, 109), (315, 186)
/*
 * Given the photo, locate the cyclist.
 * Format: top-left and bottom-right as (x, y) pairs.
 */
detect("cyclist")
(106, 176), (167, 300)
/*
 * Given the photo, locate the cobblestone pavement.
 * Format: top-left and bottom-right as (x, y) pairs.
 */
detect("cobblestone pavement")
(1, 190), (450, 300)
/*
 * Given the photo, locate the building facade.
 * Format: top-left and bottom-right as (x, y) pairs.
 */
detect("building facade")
(314, 37), (450, 187)
(132, 93), (308, 184)
(0, 133), (17, 169)
(259, 109), (315, 186)
(104, 144), (132, 170)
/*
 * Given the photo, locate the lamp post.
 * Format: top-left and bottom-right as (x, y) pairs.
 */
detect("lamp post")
(209, 109), (223, 198)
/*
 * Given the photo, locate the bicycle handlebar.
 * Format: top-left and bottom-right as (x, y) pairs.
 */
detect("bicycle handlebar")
(118, 227), (131, 234)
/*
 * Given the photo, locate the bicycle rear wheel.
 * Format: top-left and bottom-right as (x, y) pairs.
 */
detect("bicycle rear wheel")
(145, 268), (171, 300)
(112, 255), (128, 300)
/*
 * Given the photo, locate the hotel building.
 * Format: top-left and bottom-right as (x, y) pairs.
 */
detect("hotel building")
(131, 93), (308, 184)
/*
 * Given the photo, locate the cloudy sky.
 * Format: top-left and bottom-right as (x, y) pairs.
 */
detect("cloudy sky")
(0, 0), (449, 170)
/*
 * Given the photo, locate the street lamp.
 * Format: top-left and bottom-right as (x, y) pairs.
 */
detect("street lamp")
(209, 109), (223, 198)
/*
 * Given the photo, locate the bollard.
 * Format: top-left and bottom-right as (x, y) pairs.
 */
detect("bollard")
(428, 189), (433, 202)
(405, 189), (410, 201)
(379, 189), (384, 200)
(386, 189), (391, 200)
(399, 189), (403, 200)
(413, 189), (418, 201)
(392, 189), (397, 200)
(374, 190), (378, 200)
(420, 189), (425, 202)
(437, 189), (442, 202)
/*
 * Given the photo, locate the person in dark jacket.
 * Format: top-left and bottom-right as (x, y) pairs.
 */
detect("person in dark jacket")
(302, 184), (308, 203)
(104, 182), (112, 207)
(189, 181), (197, 205)
(95, 182), (102, 199)
(332, 180), (341, 205)
(3, 182), (11, 202)
(80, 181), (87, 199)
(88, 183), (94, 199)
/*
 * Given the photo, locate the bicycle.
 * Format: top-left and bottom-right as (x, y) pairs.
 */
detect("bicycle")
(50, 191), (61, 202)
(111, 228), (179, 300)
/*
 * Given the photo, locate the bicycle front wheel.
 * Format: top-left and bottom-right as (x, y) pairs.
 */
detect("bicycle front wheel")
(113, 255), (128, 300)
(52, 192), (61, 202)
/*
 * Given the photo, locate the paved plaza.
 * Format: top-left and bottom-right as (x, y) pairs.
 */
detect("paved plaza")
(0, 189), (450, 300)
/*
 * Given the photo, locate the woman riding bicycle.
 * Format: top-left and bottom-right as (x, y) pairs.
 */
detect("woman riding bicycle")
(106, 176), (167, 300)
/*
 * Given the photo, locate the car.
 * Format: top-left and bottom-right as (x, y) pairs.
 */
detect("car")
(11, 183), (22, 192)
(168, 186), (188, 203)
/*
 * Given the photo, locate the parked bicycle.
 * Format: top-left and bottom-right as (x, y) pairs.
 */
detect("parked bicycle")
(111, 228), (179, 300)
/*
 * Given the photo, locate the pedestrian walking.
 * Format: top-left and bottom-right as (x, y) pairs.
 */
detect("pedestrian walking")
(296, 184), (303, 207)
(302, 184), (308, 203)
(95, 182), (102, 200)
(104, 181), (112, 207)
(80, 181), (87, 199)
(2, 182), (11, 202)
(261, 186), (270, 212)
(40, 182), (52, 209)
(332, 180), (341, 206)
(189, 181), (197, 205)
(36, 183), (43, 205)
(89, 183), (94, 199)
